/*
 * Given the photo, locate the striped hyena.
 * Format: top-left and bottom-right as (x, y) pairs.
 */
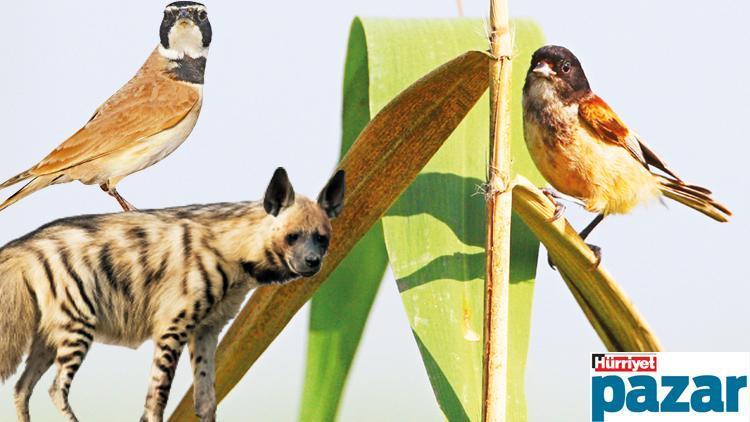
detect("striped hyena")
(0, 167), (345, 422)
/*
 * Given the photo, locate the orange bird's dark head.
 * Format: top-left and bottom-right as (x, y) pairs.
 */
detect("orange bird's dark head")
(525, 45), (591, 103)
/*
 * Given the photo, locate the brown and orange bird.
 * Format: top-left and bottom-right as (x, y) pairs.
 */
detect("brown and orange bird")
(0, 2), (212, 212)
(522, 45), (731, 266)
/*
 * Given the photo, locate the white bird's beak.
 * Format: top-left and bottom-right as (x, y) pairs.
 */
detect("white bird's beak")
(532, 61), (556, 78)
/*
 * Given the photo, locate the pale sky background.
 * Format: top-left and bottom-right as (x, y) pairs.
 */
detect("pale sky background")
(0, 1), (748, 421)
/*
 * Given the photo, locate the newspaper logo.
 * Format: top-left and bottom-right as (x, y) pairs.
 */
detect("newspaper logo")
(590, 352), (750, 421)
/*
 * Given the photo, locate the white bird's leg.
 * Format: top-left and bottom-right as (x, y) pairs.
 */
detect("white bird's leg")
(100, 183), (138, 212)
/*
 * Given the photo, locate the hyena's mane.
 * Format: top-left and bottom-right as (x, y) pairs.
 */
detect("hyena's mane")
(1, 214), (104, 251)
(147, 201), (261, 223)
(0, 201), (264, 249)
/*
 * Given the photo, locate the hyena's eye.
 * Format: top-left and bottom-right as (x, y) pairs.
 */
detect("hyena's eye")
(314, 233), (329, 248)
(286, 232), (301, 245)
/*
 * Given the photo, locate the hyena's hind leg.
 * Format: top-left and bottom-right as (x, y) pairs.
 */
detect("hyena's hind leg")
(14, 335), (55, 422)
(188, 327), (220, 422)
(141, 319), (193, 422)
(48, 323), (95, 422)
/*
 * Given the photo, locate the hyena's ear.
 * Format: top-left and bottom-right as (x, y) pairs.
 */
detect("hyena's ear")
(264, 167), (295, 216)
(317, 170), (345, 219)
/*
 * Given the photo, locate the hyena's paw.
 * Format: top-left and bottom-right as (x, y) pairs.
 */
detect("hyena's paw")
(48, 382), (79, 422)
(196, 412), (216, 422)
(195, 402), (217, 422)
(139, 413), (164, 422)
(13, 389), (31, 422)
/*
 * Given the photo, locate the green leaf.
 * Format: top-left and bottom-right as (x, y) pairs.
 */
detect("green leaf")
(369, 19), (545, 421)
(300, 19), (389, 422)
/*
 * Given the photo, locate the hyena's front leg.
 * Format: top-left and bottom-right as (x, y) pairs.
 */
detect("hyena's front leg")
(48, 324), (94, 422)
(141, 324), (191, 422)
(188, 328), (219, 422)
(14, 335), (55, 422)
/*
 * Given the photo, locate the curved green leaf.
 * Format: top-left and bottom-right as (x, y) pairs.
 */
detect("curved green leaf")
(300, 20), (389, 422)
(370, 19), (545, 421)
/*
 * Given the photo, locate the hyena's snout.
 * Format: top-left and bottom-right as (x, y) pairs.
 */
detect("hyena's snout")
(290, 239), (327, 277)
(299, 251), (322, 275)
(305, 254), (321, 270)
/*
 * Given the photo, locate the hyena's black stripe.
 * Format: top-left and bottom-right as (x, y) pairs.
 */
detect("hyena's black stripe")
(264, 248), (278, 268)
(160, 333), (181, 343)
(197, 258), (215, 307)
(22, 275), (38, 308)
(99, 244), (134, 300)
(273, 247), (292, 273)
(241, 261), (285, 284)
(30, 247), (57, 298)
(120, 271), (133, 300)
(99, 244), (118, 291)
(129, 226), (148, 241)
(62, 322), (94, 342)
(60, 250), (97, 317)
(144, 251), (170, 288)
(201, 237), (225, 263)
(159, 343), (179, 363)
(130, 226), (153, 286)
(82, 253), (108, 308)
(57, 350), (85, 365)
(181, 224), (194, 296)
(60, 302), (95, 330)
(156, 363), (174, 379)
(156, 384), (171, 403)
(181, 275), (189, 296)
(182, 224), (193, 259)
(62, 290), (89, 325)
(171, 310), (187, 324)
(216, 263), (229, 296)
(192, 301), (203, 323)
(62, 339), (89, 349)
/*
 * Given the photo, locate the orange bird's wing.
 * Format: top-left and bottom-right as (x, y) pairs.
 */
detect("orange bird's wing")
(30, 50), (200, 177)
(578, 94), (681, 181)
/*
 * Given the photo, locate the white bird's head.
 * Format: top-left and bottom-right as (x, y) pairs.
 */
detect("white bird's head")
(158, 2), (211, 60)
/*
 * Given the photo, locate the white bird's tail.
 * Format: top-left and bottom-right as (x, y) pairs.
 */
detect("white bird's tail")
(0, 174), (60, 212)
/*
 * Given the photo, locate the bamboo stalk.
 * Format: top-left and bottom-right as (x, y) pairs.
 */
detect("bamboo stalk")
(511, 175), (663, 352)
(169, 51), (491, 421)
(482, 0), (514, 419)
